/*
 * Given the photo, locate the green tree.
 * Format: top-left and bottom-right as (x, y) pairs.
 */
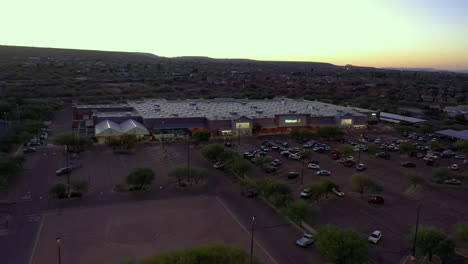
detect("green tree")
(399, 142), (416, 156)
(169, 166), (187, 186)
(126, 167), (155, 190)
(426, 141), (439, 149)
(218, 150), (241, 163)
(408, 226), (454, 261)
(107, 137), (122, 150)
(365, 144), (379, 155)
(291, 128), (316, 142)
(308, 181), (327, 204)
(315, 225), (368, 264)
(120, 134), (138, 150)
(49, 183), (67, 198)
(255, 155), (272, 167)
(453, 140), (468, 152)
(316, 126), (344, 140)
(191, 167), (208, 184)
(454, 114), (466, 123)
(54, 132), (92, 152)
(192, 129), (211, 143)
(406, 172), (425, 186)
(201, 144), (225, 162)
(338, 144), (354, 157)
(282, 200), (318, 226)
(226, 158), (251, 178)
(418, 123), (432, 134)
(350, 173), (382, 196)
(432, 168), (455, 183)
(126, 243), (262, 264)
(321, 178), (338, 199)
(455, 222), (468, 242)
(70, 179), (89, 195)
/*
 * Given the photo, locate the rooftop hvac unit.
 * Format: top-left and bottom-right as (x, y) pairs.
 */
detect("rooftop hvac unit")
(289, 110), (297, 114)
(154, 109), (160, 112)
(250, 106), (258, 109)
(230, 112), (238, 115)
(255, 110), (263, 114)
(171, 114), (179, 117)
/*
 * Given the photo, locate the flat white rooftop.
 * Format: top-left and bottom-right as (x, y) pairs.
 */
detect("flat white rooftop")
(127, 98), (368, 120)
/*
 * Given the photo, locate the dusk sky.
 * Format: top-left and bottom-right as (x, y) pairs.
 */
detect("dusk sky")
(2, 0), (467, 70)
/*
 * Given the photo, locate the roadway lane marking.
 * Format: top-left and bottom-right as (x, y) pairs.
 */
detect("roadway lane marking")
(216, 196), (279, 264)
(29, 214), (44, 264)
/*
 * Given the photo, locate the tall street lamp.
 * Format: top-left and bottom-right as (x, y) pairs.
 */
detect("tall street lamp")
(186, 133), (191, 185)
(411, 203), (422, 260)
(56, 237), (62, 264)
(250, 216), (255, 264)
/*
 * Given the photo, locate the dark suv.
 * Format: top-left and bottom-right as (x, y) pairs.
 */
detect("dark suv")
(287, 172), (299, 179)
(401, 162), (416, 168)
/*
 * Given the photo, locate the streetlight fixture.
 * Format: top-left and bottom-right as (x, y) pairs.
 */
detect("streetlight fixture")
(56, 237), (62, 264)
(250, 216), (255, 264)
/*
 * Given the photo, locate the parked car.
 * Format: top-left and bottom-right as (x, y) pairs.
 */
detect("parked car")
(281, 151), (291, 157)
(224, 141), (232, 147)
(23, 147), (37, 153)
(241, 188), (259, 198)
(296, 234), (314, 247)
(401, 162), (416, 168)
(376, 152), (390, 159)
(213, 162), (224, 169)
(455, 155), (466, 159)
(344, 161), (355, 167)
(338, 158), (348, 164)
(56, 167), (72, 176)
(288, 154), (301, 160)
(316, 170), (331, 176)
(355, 163), (366, 171)
(300, 188), (313, 199)
(287, 172), (299, 179)
(368, 230), (382, 244)
(450, 164), (459, 170)
(263, 166), (276, 173)
(307, 163), (320, 170)
(368, 196), (384, 204)
(444, 179), (462, 185)
(332, 187), (344, 197)
(330, 154), (340, 160)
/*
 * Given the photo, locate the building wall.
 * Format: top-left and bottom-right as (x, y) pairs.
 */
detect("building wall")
(143, 117), (207, 132)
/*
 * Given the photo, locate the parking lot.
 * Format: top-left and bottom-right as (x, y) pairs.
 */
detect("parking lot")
(31, 196), (273, 264)
(233, 132), (467, 264)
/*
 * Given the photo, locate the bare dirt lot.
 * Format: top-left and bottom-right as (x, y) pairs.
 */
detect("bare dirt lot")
(234, 133), (468, 264)
(31, 196), (273, 264)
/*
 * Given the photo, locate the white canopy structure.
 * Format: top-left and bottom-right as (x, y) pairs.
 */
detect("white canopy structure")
(95, 120), (123, 137)
(120, 119), (150, 135)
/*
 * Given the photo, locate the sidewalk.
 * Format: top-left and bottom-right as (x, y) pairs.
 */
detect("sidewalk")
(400, 255), (442, 264)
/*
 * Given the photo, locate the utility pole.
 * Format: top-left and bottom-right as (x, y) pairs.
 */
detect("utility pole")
(250, 216), (255, 264)
(411, 203), (422, 260)
(301, 153), (305, 185)
(16, 104), (20, 122)
(56, 237), (62, 264)
(3, 112), (8, 133)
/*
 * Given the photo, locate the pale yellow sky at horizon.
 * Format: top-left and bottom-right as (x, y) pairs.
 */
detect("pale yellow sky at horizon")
(1, 0), (467, 70)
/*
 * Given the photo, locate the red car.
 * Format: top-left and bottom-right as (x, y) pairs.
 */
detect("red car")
(330, 150), (339, 155)
(331, 154), (340, 160)
(344, 161), (355, 167)
(368, 196), (384, 204)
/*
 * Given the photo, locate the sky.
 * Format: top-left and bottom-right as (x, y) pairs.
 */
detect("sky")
(1, 0), (467, 70)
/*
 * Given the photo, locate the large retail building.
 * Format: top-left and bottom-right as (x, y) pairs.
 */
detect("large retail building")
(73, 98), (379, 139)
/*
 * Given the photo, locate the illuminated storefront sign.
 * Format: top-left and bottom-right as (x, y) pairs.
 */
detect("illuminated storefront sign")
(235, 122), (250, 129)
(341, 119), (353, 125)
(371, 113), (376, 116)
(285, 119), (301, 123)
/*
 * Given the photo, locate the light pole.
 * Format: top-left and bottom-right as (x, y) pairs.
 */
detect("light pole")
(411, 203), (422, 260)
(56, 237), (62, 264)
(186, 133), (191, 185)
(250, 216), (255, 264)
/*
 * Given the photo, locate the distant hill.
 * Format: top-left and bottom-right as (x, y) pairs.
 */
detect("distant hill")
(0, 45), (162, 62)
(380, 67), (468, 74)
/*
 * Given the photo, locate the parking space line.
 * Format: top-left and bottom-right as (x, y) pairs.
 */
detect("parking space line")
(215, 197), (279, 264)
(29, 214), (44, 264)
